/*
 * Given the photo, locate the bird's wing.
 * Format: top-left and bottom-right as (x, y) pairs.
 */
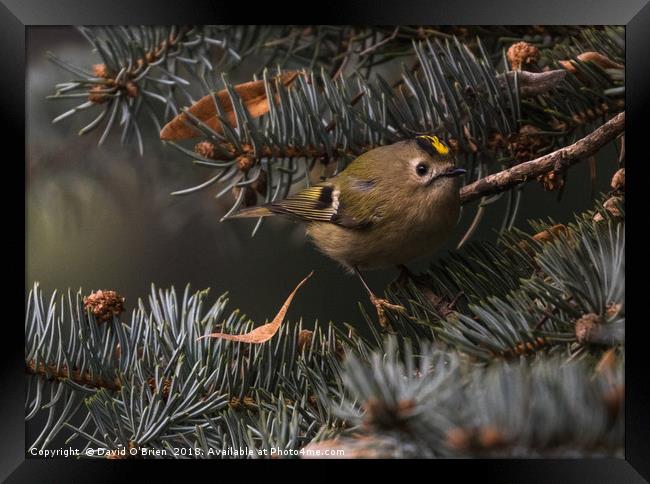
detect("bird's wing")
(232, 181), (376, 229)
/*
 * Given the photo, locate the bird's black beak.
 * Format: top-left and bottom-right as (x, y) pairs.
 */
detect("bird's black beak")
(427, 167), (467, 186)
(442, 167), (467, 178)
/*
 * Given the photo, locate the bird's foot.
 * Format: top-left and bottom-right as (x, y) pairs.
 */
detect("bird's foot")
(391, 264), (415, 288)
(370, 295), (406, 328)
(390, 264), (427, 291)
(422, 289), (465, 318)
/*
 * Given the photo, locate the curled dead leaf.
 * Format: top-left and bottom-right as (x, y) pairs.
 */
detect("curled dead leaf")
(197, 271), (314, 344)
(160, 71), (300, 141)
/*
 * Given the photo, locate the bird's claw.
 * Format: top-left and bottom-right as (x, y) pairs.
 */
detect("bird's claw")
(391, 264), (416, 289)
(370, 296), (406, 328)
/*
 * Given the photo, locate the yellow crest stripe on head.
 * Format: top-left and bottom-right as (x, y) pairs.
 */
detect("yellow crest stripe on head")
(418, 135), (450, 155)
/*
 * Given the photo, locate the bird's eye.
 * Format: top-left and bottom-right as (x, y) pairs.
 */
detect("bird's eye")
(416, 163), (429, 177)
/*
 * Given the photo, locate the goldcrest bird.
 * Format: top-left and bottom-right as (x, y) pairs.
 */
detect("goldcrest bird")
(232, 135), (466, 327)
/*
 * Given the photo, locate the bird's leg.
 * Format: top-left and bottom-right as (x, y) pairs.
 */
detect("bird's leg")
(422, 288), (466, 318)
(392, 265), (466, 317)
(354, 267), (406, 328)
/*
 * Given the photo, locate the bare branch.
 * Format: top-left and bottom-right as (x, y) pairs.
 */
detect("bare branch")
(460, 112), (625, 205)
(357, 27), (400, 57)
(26, 360), (121, 391)
(497, 69), (567, 98)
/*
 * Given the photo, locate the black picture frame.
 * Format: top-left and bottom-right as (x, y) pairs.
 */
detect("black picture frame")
(6, 0), (648, 481)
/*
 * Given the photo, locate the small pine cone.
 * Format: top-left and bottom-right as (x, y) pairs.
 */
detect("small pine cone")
(88, 85), (108, 104)
(251, 169), (268, 196)
(232, 186), (258, 207)
(125, 80), (139, 98)
(194, 140), (216, 159)
(92, 63), (111, 79)
(507, 41), (540, 71)
(508, 125), (547, 163)
(83, 290), (125, 324)
(297, 329), (313, 352)
(611, 168), (625, 192)
(236, 156), (254, 172)
(537, 171), (564, 191)
(574, 313), (602, 345)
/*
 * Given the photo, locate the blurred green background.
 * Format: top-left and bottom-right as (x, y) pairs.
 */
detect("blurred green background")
(26, 26), (619, 327)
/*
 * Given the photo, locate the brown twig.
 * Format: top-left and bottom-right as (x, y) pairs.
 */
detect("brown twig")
(357, 27), (400, 57)
(331, 28), (356, 81)
(26, 360), (122, 392)
(497, 70), (567, 98)
(26, 359), (319, 411)
(460, 112), (625, 205)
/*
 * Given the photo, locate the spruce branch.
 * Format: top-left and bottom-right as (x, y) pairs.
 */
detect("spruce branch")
(460, 111), (625, 204)
(383, 197), (624, 361)
(25, 199), (624, 457)
(30, 27), (627, 458)
(25, 360), (121, 392)
(47, 26), (253, 154)
(25, 282), (352, 454)
(163, 37), (523, 238)
(161, 31), (622, 241)
(307, 337), (623, 458)
(46, 25), (479, 152)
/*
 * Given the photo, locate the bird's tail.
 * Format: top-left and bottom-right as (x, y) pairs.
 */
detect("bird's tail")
(229, 205), (276, 219)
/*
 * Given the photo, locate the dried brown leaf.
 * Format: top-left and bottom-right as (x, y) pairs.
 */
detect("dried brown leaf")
(197, 271), (314, 344)
(160, 71), (300, 141)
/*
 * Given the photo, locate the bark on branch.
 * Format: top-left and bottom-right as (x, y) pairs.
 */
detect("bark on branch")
(26, 360), (122, 391)
(25, 359), (316, 411)
(460, 111), (625, 205)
